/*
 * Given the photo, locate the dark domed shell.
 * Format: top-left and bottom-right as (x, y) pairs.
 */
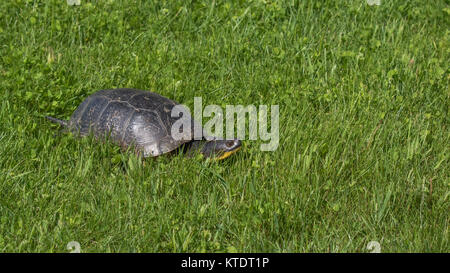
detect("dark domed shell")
(67, 88), (194, 157)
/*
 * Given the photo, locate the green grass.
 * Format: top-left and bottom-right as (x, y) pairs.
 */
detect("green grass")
(0, 0), (448, 252)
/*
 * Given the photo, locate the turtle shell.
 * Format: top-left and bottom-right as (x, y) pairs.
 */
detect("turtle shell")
(67, 88), (197, 157)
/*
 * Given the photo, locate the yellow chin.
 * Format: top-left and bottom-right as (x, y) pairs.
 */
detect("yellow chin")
(216, 147), (241, 160)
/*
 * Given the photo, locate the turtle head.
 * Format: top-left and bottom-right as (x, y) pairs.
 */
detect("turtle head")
(185, 139), (241, 160)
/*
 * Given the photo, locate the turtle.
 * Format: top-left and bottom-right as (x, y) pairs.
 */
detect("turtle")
(46, 88), (241, 160)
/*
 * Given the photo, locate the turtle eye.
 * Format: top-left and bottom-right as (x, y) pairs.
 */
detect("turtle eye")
(225, 140), (235, 148)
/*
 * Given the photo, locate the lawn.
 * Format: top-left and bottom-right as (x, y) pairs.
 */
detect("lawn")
(0, 0), (448, 252)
